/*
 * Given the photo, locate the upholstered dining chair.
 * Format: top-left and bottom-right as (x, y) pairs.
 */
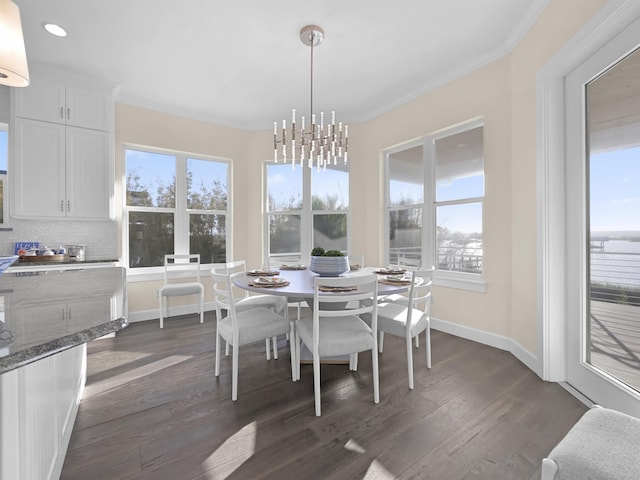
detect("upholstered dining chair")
(225, 260), (287, 360)
(158, 254), (204, 328)
(362, 266), (434, 390)
(211, 271), (296, 401)
(296, 274), (379, 416)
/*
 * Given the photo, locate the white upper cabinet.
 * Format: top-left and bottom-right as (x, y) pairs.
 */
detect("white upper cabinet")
(13, 75), (112, 132)
(10, 68), (114, 220)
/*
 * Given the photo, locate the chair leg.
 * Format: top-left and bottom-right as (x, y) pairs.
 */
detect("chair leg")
(415, 335), (419, 348)
(199, 290), (204, 324)
(272, 336), (279, 359)
(406, 334), (414, 390)
(379, 331), (384, 352)
(159, 295), (164, 329)
(265, 338), (271, 360)
(296, 330), (301, 381)
(349, 353), (358, 371)
(426, 327), (431, 369)
(215, 329), (221, 377)
(372, 347), (380, 404)
(313, 352), (321, 416)
(232, 343), (239, 401)
(226, 341), (230, 356)
(289, 321), (296, 381)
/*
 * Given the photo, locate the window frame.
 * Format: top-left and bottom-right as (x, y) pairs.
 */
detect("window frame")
(384, 118), (486, 292)
(263, 161), (350, 264)
(124, 144), (231, 277)
(0, 123), (8, 226)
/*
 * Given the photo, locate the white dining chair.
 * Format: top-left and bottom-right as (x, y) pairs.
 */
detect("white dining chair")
(158, 254), (204, 328)
(212, 271), (296, 400)
(362, 266), (434, 389)
(225, 260), (288, 359)
(296, 274), (379, 416)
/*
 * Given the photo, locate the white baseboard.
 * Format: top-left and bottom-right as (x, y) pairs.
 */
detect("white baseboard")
(127, 301), (216, 323)
(431, 316), (541, 378)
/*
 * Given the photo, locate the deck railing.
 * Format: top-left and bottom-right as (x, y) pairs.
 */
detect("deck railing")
(389, 243), (484, 274)
(591, 250), (640, 305)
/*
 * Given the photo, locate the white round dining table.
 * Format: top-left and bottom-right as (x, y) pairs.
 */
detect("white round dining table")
(231, 266), (411, 300)
(232, 266), (411, 365)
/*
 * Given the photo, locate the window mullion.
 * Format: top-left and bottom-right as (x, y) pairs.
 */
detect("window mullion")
(175, 155), (188, 254)
(301, 165), (312, 259)
(424, 138), (436, 270)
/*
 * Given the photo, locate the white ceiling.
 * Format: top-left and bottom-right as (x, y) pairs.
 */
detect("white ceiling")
(14, 0), (549, 131)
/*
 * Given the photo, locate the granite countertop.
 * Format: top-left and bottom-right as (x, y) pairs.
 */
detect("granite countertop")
(0, 267), (128, 374)
(10, 258), (119, 267)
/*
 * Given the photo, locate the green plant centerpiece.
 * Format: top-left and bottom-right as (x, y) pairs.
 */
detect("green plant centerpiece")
(309, 247), (350, 276)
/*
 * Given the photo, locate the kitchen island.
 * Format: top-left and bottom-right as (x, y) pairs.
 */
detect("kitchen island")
(0, 267), (127, 480)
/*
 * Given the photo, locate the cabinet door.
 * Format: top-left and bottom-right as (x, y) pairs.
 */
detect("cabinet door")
(65, 87), (112, 131)
(65, 127), (111, 219)
(11, 118), (67, 218)
(12, 76), (66, 125)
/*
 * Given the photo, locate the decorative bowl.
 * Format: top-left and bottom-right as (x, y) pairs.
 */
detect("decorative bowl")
(309, 255), (350, 276)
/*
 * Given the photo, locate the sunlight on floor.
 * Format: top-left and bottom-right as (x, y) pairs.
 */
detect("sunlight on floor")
(345, 438), (366, 454)
(202, 421), (257, 478)
(85, 354), (194, 397)
(364, 459), (396, 479)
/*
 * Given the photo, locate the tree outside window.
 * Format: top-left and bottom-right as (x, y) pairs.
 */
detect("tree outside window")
(265, 162), (349, 261)
(125, 148), (229, 268)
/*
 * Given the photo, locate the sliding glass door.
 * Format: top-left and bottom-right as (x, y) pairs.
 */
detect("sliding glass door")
(566, 19), (640, 416)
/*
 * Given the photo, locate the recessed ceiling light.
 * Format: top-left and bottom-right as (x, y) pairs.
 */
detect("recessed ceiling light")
(42, 22), (67, 37)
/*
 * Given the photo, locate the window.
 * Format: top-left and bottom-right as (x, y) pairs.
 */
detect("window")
(435, 126), (484, 275)
(0, 124), (7, 224)
(387, 145), (424, 267)
(385, 120), (484, 289)
(265, 162), (349, 262)
(125, 147), (229, 269)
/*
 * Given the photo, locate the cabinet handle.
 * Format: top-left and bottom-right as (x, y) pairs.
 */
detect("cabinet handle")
(60, 107), (64, 119)
(67, 107), (70, 120)
(60, 200), (64, 212)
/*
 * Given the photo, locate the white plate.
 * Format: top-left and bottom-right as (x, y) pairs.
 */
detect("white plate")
(254, 276), (287, 285)
(385, 275), (411, 283)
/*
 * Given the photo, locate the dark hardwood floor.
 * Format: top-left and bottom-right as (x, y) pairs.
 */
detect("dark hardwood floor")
(61, 311), (587, 480)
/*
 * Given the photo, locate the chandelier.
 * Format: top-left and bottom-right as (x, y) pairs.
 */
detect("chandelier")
(273, 25), (348, 170)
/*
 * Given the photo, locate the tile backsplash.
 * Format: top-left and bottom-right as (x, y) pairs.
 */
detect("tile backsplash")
(1, 219), (118, 260)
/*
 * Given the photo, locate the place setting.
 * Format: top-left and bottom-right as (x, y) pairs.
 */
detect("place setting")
(246, 267), (280, 276)
(248, 276), (290, 288)
(318, 285), (358, 293)
(279, 263), (307, 271)
(378, 274), (412, 286)
(373, 265), (407, 275)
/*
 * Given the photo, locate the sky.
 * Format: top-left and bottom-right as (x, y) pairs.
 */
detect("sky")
(590, 146), (640, 234)
(125, 149), (228, 206)
(0, 130), (7, 172)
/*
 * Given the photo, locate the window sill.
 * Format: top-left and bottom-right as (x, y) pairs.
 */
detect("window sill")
(433, 271), (486, 293)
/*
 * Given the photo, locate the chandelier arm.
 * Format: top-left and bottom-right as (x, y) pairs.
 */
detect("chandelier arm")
(273, 25), (348, 169)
